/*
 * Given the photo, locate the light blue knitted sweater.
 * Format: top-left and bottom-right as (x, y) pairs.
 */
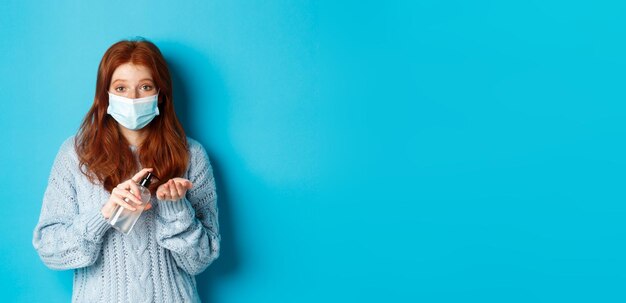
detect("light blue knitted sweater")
(33, 136), (220, 302)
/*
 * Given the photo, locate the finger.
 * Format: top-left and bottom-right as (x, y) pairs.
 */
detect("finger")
(156, 190), (165, 200)
(170, 179), (180, 200)
(178, 180), (193, 190)
(164, 180), (175, 199)
(144, 202), (152, 211)
(116, 182), (130, 191)
(173, 178), (193, 189)
(174, 181), (185, 197)
(125, 180), (143, 200)
(130, 182), (147, 203)
(113, 187), (142, 206)
(131, 168), (154, 183)
(113, 196), (137, 211)
(169, 180), (178, 199)
(116, 180), (140, 201)
(161, 184), (173, 200)
(159, 183), (170, 199)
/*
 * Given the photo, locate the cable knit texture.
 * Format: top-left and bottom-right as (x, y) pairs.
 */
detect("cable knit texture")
(33, 136), (220, 303)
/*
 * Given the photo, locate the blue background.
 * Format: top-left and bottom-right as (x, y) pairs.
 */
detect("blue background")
(1, 1), (625, 302)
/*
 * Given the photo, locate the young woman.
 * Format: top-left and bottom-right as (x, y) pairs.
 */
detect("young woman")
(32, 38), (220, 302)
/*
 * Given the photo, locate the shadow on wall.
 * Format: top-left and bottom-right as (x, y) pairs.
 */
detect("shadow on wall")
(164, 42), (240, 303)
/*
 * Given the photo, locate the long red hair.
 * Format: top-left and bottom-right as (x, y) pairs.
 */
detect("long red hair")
(75, 39), (189, 193)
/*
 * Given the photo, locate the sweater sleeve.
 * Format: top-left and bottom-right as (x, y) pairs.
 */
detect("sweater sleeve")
(155, 141), (220, 276)
(32, 139), (112, 270)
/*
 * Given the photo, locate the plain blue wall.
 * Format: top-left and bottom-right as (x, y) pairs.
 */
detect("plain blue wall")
(1, 0), (625, 302)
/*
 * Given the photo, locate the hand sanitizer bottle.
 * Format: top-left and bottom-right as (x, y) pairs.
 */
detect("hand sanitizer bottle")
(108, 172), (154, 235)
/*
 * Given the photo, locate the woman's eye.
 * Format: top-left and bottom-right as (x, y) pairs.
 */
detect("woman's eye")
(115, 87), (126, 92)
(141, 85), (153, 91)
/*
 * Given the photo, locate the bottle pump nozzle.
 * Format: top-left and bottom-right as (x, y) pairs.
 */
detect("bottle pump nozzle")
(140, 172), (154, 187)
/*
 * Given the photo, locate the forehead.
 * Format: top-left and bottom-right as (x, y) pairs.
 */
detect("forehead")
(111, 63), (153, 82)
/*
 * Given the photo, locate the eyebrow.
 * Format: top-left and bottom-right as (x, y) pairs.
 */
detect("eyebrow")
(111, 78), (155, 84)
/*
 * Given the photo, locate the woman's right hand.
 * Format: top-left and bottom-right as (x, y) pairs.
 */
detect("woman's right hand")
(101, 168), (153, 219)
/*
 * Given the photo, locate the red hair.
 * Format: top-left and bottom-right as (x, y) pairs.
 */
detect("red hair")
(75, 38), (189, 193)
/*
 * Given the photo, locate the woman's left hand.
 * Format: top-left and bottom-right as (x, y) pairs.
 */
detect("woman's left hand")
(156, 178), (193, 201)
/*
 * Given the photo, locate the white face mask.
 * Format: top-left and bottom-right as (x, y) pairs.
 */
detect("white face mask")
(107, 92), (160, 130)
